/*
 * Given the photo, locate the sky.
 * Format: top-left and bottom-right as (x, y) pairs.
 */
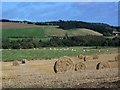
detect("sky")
(1, 2), (119, 26)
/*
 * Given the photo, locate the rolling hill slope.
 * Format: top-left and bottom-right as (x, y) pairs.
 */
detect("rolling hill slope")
(2, 23), (103, 38)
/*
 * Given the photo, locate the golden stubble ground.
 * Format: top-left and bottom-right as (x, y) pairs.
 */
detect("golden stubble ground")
(1, 53), (119, 88)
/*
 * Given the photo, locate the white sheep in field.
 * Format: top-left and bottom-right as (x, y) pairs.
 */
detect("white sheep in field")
(86, 49), (90, 51)
(50, 48), (52, 50)
(66, 48), (69, 50)
(53, 48), (56, 50)
(71, 49), (76, 52)
(35, 48), (38, 50)
(59, 49), (62, 50)
(43, 48), (46, 50)
(63, 48), (66, 51)
(73, 49), (76, 52)
(99, 50), (101, 52)
(83, 50), (86, 52)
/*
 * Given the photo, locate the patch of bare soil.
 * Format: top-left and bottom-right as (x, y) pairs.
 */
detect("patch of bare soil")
(1, 53), (119, 88)
(74, 80), (120, 88)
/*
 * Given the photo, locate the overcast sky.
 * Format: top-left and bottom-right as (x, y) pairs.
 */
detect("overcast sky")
(2, 2), (118, 26)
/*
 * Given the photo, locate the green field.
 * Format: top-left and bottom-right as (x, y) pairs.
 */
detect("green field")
(2, 26), (102, 38)
(2, 27), (44, 38)
(9, 37), (49, 42)
(2, 47), (118, 61)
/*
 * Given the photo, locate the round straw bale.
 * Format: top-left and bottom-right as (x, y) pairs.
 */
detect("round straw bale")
(96, 62), (110, 70)
(84, 56), (92, 61)
(75, 62), (86, 71)
(54, 56), (74, 73)
(13, 60), (19, 66)
(93, 55), (99, 59)
(78, 54), (84, 59)
(115, 55), (120, 61)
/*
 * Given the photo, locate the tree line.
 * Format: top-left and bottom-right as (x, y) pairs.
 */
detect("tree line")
(2, 35), (119, 49)
(58, 20), (120, 36)
(1, 19), (120, 36)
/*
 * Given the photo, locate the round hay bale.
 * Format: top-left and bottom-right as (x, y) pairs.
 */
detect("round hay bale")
(115, 55), (120, 61)
(96, 62), (110, 70)
(54, 56), (74, 73)
(78, 54), (84, 59)
(93, 55), (99, 59)
(13, 60), (19, 66)
(84, 56), (92, 61)
(75, 62), (86, 71)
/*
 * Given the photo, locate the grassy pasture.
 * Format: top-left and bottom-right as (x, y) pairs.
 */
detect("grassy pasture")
(2, 47), (118, 61)
(2, 27), (44, 38)
(2, 26), (102, 38)
(9, 37), (50, 42)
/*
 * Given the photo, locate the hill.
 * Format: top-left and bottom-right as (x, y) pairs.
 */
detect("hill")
(1, 20), (119, 49)
(2, 23), (102, 38)
(44, 27), (103, 37)
(1, 19), (120, 36)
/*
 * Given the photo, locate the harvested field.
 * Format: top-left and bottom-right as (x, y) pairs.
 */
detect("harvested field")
(93, 55), (99, 59)
(1, 22), (42, 29)
(115, 55), (120, 61)
(1, 53), (119, 88)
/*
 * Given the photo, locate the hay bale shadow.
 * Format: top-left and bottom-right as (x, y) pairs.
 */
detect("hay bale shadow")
(21, 59), (26, 64)
(115, 55), (120, 61)
(96, 62), (110, 70)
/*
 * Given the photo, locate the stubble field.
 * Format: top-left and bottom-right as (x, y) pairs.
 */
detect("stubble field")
(1, 51), (119, 88)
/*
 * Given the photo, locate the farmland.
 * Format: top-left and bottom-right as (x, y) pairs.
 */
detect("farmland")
(2, 26), (102, 38)
(1, 22), (41, 29)
(1, 22), (119, 88)
(2, 47), (118, 61)
(1, 52), (119, 88)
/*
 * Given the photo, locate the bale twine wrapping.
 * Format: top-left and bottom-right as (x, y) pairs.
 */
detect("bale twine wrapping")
(75, 62), (86, 71)
(13, 60), (19, 66)
(54, 56), (74, 73)
(93, 55), (99, 59)
(78, 54), (84, 59)
(96, 62), (110, 70)
(84, 56), (92, 61)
